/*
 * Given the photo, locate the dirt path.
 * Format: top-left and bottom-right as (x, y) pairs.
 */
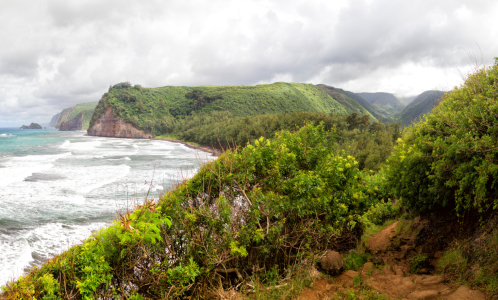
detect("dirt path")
(367, 221), (399, 254)
(298, 222), (487, 300)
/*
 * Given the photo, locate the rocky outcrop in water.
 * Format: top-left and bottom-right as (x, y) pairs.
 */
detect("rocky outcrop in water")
(60, 112), (84, 131)
(20, 123), (42, 129)
(87, 108), (152, 139)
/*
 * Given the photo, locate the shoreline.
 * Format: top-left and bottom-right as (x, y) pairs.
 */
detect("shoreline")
(151, 137), (221, 157)
(84, 132), (221, 157)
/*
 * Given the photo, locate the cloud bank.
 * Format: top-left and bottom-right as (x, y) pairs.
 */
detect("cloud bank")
(0, 0), (497, 126)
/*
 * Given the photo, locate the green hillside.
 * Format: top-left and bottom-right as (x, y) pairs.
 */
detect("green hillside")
(331, 88), (387, 121)
(316, 85), (377, 121)
(392, 90), (445, 126)
(53, 101), (98, 130)
(356, 92), (405, 118)
(398, 95), (417, 105)
(89, 82), (377, 136)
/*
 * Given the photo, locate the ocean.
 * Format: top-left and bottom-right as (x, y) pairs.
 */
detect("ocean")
(0, 128), (210, 286)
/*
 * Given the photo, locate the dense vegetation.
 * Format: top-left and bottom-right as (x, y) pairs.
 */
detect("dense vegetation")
(166, 111), (401, 171)
(1, 124), (395, 299)
(384, 61), (498, 214)
(88, 82), (377, 137)
(392, 90), (445, 126)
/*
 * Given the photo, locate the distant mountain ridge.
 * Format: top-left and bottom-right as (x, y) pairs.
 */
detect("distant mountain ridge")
(356, 92), (405, 118)
(332, 88), (386, 121)
(316, 85), (377, 120)
(392, 90), (445, 126)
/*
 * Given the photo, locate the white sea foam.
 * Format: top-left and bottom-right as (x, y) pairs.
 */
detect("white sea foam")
(0, 221), (106, 287)
(0, 132), (210, 287)
(0, 152), (71, 188)
(60, 139), (102, 151)
(0, 235), (32, 287)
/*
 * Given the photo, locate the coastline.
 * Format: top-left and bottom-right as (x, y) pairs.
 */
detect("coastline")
(84, 131), (221, 156)
(151, 137), (221, 157)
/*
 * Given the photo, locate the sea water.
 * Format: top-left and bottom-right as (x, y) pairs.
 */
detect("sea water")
(0, 128), (211, 286)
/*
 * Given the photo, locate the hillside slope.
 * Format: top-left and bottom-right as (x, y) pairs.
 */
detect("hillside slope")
(316, 85), (378, 121)
(330, 87), (386, 121)
(392, 90), (445, 126)
(356, 92), (405, 118)
(88, 82), (377, 138)
(53, 101), (98, 130)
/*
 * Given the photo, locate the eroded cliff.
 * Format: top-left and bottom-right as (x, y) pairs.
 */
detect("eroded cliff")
(60, 112), (84, 131)
(87, 108), (152, 139)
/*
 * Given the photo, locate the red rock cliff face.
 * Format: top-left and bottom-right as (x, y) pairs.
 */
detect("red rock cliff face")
(87, 108), (152, 139)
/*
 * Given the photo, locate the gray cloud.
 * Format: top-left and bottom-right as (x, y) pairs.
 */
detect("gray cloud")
(0, 0), (497, 126)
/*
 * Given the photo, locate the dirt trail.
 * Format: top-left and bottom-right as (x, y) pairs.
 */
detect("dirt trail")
(298, 221), (487, 300)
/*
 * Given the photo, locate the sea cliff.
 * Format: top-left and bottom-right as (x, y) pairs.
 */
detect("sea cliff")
(87, 107), (152, 138)
(59, 112), (84, 131)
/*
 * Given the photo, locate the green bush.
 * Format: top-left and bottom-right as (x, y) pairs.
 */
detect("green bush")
(344, 252), (370, 271)
(409, 254), (428, 274)
(437, 249), (468, 278)
(384, 61), (498, 213)
(2, 124), (386, 299)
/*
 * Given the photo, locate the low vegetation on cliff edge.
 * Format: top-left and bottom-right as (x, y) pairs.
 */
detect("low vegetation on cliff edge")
(1, 124), (396, 299)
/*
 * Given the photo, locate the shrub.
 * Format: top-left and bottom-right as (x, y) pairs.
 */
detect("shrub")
(2, 124), (385, 299)
(384, 60), (498, 213)
(344, 252), (370, 271)
(437, 249), (468, 278)
(409, 254), (428, 274)
(159, 124), (381, 294)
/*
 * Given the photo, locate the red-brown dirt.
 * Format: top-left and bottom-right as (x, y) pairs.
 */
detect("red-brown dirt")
(297, 220), (488, 300)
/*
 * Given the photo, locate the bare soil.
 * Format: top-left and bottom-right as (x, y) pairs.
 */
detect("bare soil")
(297, 219), (488, 300)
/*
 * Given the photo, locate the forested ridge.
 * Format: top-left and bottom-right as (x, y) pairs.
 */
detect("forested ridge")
(161, 111), (401, 172)
(88, 82), (376, 137)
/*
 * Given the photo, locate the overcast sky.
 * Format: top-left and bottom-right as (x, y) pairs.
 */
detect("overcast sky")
(1, 0), (497, 127)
